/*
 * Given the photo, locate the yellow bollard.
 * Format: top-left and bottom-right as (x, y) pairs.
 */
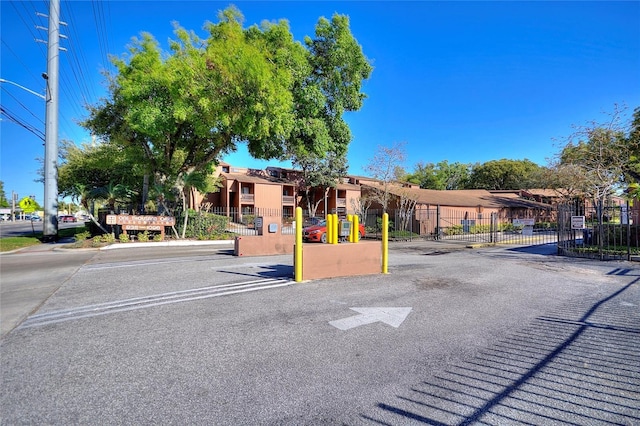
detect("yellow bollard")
(382, 213), (388, 273)
(333, 214), (339, 244)
(347, 214), (353, 243)
(326, 214), (333, 244)
(295, 207), (303, 282)
(353, 215), (360, 243)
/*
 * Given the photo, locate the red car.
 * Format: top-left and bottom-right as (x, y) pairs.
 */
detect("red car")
(58, 215), (77, 223)
(303, 219), (366, 243)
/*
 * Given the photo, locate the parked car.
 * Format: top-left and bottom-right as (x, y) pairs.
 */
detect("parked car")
(303, 219), (366, 243)
(26, 215), (42, 221)
(58, 215), (77, 223)
(303, 217), (324, 227)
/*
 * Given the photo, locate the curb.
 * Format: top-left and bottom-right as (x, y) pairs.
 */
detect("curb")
(99, 240), (235, 250)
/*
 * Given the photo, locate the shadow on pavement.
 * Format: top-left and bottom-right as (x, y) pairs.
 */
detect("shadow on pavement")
(505, 243), (558, 256)
(217, 264), (294, 279)
(365, 268), (640, 425)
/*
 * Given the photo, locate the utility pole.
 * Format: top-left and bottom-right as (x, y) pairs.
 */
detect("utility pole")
(42, 0), (60, 241)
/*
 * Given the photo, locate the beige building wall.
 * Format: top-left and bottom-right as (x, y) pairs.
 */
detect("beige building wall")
(254, 183), (284, 211)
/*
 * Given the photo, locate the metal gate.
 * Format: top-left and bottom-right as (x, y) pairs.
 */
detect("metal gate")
(364, 207), (558, 246)
(557, 200), (638, 261)
(429, 207), (557, 246)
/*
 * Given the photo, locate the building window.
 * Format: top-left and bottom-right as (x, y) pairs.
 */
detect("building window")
(222, 166), (229, 173)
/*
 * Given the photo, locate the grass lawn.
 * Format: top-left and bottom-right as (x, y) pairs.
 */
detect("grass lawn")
(0, 227), (87, 252)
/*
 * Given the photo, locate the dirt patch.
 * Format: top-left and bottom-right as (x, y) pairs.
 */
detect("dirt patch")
(414, 277), (463, 290)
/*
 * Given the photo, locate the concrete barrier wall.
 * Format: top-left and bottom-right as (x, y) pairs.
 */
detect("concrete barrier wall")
(300, 241), (381, 280)
(234, 234), (294, 256)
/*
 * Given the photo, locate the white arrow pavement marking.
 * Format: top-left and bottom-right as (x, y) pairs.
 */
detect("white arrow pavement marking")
(329, 307), (412, 331)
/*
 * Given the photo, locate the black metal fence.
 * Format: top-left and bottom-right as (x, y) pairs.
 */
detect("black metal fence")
(172, 207), (299, 238)
(360, 207), (558, 246)
(557, 201), (639, 261)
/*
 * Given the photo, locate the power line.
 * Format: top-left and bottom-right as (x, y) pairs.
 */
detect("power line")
(1, 40), (43, 86)
(0, 106), (45, 141)
(0, 86), (45, 125)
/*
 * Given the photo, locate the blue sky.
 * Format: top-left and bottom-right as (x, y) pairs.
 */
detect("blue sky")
(1, 1), (639, 205)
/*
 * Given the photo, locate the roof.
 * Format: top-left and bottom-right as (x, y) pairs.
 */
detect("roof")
(336, 182), (362, 191)
(362, 183), (551, 209)
(221, 172), (292, 186)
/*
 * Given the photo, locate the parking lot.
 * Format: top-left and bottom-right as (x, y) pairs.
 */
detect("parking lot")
(1, 241), (639, 424)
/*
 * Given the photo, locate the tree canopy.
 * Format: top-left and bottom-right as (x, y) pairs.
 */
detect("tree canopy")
(82, 6), (371, 211)
(554, 105), (640, 204)
(406, 160), (471, 190)
(0, 181), (9, 208)
(467, 159), (543, 190)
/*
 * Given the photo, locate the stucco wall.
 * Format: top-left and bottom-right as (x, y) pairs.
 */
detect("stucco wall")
(300, 241), (381, 280)
(255, 184), (283, 211)
(234, 234), (294, 256)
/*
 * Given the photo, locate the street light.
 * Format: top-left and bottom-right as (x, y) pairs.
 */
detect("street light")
(0, 78), (45, 100)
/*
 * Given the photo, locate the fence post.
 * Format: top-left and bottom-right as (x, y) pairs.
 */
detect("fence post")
(598, 199), (604, 261)
(490, 212), (496, 243)
(436, 205), (441, 240)
(627, 200), (632, 261)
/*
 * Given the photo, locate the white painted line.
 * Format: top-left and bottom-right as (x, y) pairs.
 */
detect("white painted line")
(20, 278), (293, 329)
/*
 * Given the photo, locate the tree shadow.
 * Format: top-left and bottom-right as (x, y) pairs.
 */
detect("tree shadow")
(364, 268), (640, 425)
(217, 263), (294, 279)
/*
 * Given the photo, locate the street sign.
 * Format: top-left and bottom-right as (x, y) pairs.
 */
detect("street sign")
(571, 216), (586, 229)
(18, 197), (36, 213)
(329, 307), (412, 330)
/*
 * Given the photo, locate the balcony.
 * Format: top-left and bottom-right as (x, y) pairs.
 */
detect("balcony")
(282, 195), (295, 205)
(240, 193), (255, 203)
(337, 198), (346, 207)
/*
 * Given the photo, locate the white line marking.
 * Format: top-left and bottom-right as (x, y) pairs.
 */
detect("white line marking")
(20, 278), (293, 329)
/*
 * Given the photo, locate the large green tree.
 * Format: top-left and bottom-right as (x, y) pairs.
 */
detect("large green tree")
(58, 140), (144, 196)
(287, 13), (372, 215)
(623, 106), (640, 183)
(467, 159), (543, 190)
(288, 13), (372, 158)
(406, 160), (471, 190)
(82, 7), (370, 215)
(83, 7), (297, 211)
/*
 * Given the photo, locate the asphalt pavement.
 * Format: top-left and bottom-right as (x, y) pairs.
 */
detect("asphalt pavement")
(1, 239), (639, 424)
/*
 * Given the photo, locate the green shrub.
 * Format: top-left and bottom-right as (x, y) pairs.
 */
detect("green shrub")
(138, 231), (150, 242)
(177, 212), (232, 240)
(242, 214), (256, 227)
(376, 217), (394, 232)
(101, 233), (116, 243)
(389, 230), (419, 239)
(75, 231), (91, 241)
(444, 225), (463, 235)
(469, 224), (492, 234)
(118, 232), (130, 243)
(153, 233), (163, 242)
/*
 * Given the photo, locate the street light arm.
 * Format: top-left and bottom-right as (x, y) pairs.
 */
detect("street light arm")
(0, 78), (46, 100)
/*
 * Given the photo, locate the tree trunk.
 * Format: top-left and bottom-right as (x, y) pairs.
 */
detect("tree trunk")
(141, 174), (149, 213)
(181, 188), (188, 239)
